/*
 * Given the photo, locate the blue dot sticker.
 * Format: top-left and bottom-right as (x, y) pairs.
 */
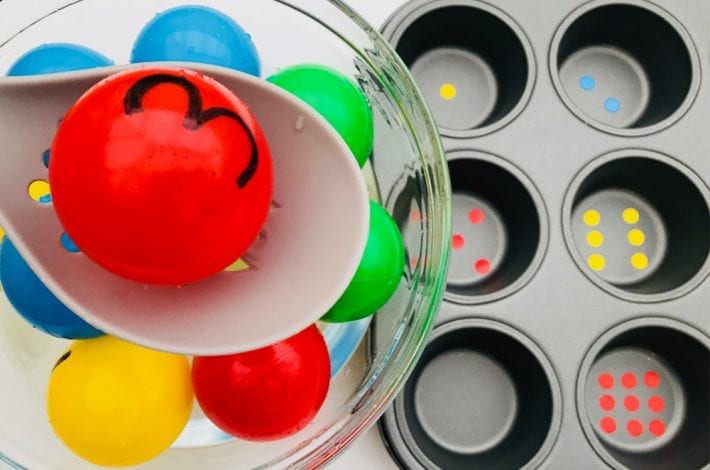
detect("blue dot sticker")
(604, 98), (621, 113)
(580, 75), (596, 91)
(42, 149), (50, 168)
(61, 233), (80, 253)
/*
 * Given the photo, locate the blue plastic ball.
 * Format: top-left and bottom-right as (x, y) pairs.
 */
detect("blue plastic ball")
(131, 5), (261, 76)
(0, 238), (103, 339)
(7, 43), (113, 76)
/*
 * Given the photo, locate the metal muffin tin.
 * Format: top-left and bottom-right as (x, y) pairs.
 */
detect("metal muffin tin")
(375, 0), (710, 468)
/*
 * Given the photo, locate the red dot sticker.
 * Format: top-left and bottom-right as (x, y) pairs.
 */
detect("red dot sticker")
(627, 420), (643, 437)
(649, 419), (666, 437)
(600, 417), (616, 434)
(621, 373), (637, 389)
(648, 396), (665, 413)
(474, 259), (491, 275)
(644, 371), (660, 388)
(468, 208), (485, 224)
(598, 373), (614, 389)
(410, 210), (421, 223)
(452, 234), (465, 250)
(624, 395), (640, 412)
(599, 395), (615, 411)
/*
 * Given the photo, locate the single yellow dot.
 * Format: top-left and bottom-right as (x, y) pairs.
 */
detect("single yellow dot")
(588, 253), (606, 272)
(623, 208), (640, 225)
(586, 231), (604, 248)
(28, 180), (50, 202)
(439, 83), (457, 100)
(583, 209), (601, 227)
(225, 258), (250, 272)
(627, 229), (645, 247)
(631, 253), (649, 270)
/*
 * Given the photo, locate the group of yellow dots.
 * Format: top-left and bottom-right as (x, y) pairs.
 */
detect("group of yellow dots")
(583, 207), (649, 272)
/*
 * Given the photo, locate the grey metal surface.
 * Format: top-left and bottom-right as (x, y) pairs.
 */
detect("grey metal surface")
(375, 0), (710, 468)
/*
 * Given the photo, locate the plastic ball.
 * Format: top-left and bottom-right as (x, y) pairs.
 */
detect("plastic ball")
(192, 325), (330, 441)
(321, 201), (404, 323)
(47, 336), (193, 467)
(0, 238), (102, 339)
(131, 5), (260, 76)
(7, 43), (112, 76)
(267, 64), (374, 167)
(49, 67), (273, 285)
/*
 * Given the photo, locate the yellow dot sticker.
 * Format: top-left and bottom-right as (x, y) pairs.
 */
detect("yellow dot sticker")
(439, 83), (457, 100)
(225, 258), (250, 272)
(586, 231), (604, 248)
(583, 209), (601, 227)
(627, 229), (645, 247)
(588, 253), (606, 272)
(631, 253), (649, 270)
(28, 180), (51, 202)
(0, 226), (4, 239)
(623, 208), (640, 225)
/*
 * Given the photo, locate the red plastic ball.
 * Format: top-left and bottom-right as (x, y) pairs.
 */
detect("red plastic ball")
(49, 67), (272, 285)
(191, 325), (330, 441)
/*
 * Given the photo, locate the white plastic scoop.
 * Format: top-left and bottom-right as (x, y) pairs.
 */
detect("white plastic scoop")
(0, 63), (369, 356)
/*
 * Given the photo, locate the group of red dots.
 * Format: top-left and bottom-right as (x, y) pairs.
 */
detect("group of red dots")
(597, 371), (667, 438)
(452, 208), (492, 275)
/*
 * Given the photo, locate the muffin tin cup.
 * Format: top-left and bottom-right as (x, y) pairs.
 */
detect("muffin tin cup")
(563, 149), (710, 302)
(381, 0), (535, 138)
(381, 318), (561, 470)
(444, 151), (547, 304)
(578, 317), (710, 469)
(550, 0), (700, 136)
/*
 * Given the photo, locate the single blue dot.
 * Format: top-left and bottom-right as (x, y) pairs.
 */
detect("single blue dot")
(131, 5), (261, 76)
(580, 75), (596, 91)
(0, 238), (102, 339)
(42, 149), (50, 168)
(605, 97), (621, 113)
(7, 43), (113, 76)
(60, 233), (80, 253)
(38, 194), (52, 204)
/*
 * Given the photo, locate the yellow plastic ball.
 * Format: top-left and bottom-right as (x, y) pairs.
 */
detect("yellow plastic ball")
(47, 336), (193, 467)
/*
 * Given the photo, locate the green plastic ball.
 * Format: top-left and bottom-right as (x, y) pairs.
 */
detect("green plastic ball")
(321, 201), (404, 323)
(267, 64), (374, 167)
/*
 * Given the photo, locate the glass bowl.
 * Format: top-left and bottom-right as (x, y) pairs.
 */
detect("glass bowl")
(0, 0), (450, 468)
